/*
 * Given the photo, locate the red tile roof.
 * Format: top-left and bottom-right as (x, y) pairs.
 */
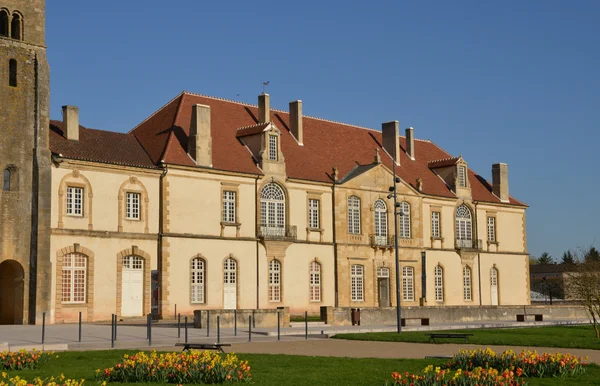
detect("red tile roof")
(49, 121), (156, 169)
(236, 123), (271, 137)
(428, 157), (461, 169)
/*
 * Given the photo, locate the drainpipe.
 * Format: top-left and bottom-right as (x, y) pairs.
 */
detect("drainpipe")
(332, 180), (338, 307)
(474, 201), (482, 305)
(158, 162), (168, 318)
(255, 176), (260, 310)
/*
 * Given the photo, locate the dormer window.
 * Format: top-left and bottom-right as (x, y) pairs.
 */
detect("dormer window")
(458, 165), (467, 187)
(268, 135), (278, 161)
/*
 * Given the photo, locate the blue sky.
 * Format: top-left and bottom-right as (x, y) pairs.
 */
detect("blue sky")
(46, 1), (599, 261)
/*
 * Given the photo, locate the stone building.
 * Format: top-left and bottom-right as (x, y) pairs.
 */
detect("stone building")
(0, 0), (530, 324)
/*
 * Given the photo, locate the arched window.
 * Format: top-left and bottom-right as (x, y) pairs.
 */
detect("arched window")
(10, 12), (21, 40)
(223, 257), (237, 309)
(309, 261), (321, 302)
(455, 205), (473, 248)
(490, 267), (499, 305)
(9, 59), (17, 87)
(348, 196), (361, 234)
(260, 183), (285, 236)
(399, 201), (411, 238)
(434, 265), (444, 302)
(62, 253), (87, 304)
(463, 266), (472, 301)
(269, 259), (281, 302)
(191, 257), (205, 304)
(373, 199), (387, 244)
(402, 266), (414, 301)
(350, 264), (364, 302)
(3, 168), (12, 191)
(0, 10), (9, 37)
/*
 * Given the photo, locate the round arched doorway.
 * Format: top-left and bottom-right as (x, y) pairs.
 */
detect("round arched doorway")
(0, 259), (24, 324)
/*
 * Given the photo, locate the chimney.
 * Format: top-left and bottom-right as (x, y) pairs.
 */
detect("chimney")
(492, 163), (509, 202)
(188, 104), (212, 167)
(258, 93), (270, 123)
(62, 105), (79, 141)
(289, 100), (303, 145)
(405, 127), (415, 160)
(382, 121), (400, 165)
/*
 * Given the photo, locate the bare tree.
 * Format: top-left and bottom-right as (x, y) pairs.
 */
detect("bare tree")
(566, 258), (600, 338)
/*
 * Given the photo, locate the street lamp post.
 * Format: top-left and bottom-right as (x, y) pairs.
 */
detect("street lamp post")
(388, 159), (402, 333)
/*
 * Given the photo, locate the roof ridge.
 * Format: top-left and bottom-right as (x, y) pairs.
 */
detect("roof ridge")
(236, 122), (270, 131)
(427, 156), (459, 164)
(128, 92), (184, 134)
(51, 120), (135, 136)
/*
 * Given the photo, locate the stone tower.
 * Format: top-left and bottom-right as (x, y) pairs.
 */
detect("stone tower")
(0, 0), (51, 324)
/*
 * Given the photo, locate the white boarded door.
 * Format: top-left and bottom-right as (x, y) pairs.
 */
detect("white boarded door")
(223, 258), (237, 309)
(122, 256), (144, 317)
(490, 267), (499, 306)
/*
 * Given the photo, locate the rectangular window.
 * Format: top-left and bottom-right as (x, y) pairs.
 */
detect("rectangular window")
(434, 266), (444, 302)
(348, 196), (361, 234)
(310, 262), (321, 302)
(191, 258), (205, 304)
(269, 261), (281, 302)
(487, 216), (496, 242)
(269, 135), (278, 161)
(222, 190), (236, 223)
(66, 186), (83, 216)
(463, 266), (472, 301)
(308, 199), (320, 229)
(402, 267), (414, 301)
(458, 165), (467, 187)
(126, 192), (141, 220)
(61, 253), (86, 304)
(351, 264), (364, 302)
(431, 211), (440, 238)
(399, 202), (411, 238)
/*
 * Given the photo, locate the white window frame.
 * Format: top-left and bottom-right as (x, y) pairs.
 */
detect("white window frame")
(351, 264), (364, 302)
(463, 266), (472, 301)
(399, 201), (411, 238)
(455, 205), (473, 248)
(348, 196), (361, 234)
(222, 190), (236, 223)
(224, 258), (237, 284)
(269, 259), (281, 302)
(62, 253), (87, 304)
(309, 261), (321, 302)
(434, 265), (444, 302)
(125, 191), (141, 220)
(66, 186), (83, 216)
(431, 211), (441, 238)
(458, 165), (467, 187)
(402, 266), (414, 301)
(268, 135), (278, 161)
(191, 258), (205, 304)
(487, 216), (496, 242)
(308, 199), (320, 229)
(374, 199), (387, 244)
(260, 183), (285, 235)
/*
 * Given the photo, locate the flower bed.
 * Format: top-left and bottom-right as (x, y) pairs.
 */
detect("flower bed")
(449, 348), (588, 378)
(95, 350), (251, 384)
(0, 372), (84, 386)
(392, 365), (525, 386)
(0, 350), (56, 370)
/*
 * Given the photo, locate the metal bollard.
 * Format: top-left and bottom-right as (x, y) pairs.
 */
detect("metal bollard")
(305, 311), (308, 340)
(277, 311), (280, 341)
(177, 313), (181, 338)
(234, 309), (237, 336)
(217, 316), (221, 344)
(248, 316), (252, 342)
(78, 312), (82, 342)
(148, 314), (152, 346)
(111, 314), (115, 348)
(184, 316), (189, 344)
(114, 315), (118, 340)
(207, 310), (210, 337)
(174, 304), (177, 320)
(41, 312), (46, 344)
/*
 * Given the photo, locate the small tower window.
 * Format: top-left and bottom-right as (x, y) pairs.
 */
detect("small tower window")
(268, 135), (278, 161)
(9, 59), (17, 87)
(3, 168), (11, 191)
(0, 10), (9, 37)
(11, 12), (21, 40)
(3, 167), (15, 191)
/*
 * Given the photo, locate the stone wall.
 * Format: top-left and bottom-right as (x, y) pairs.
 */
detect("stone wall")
(194, 307), (290, 329)
(321, 305), (589, 326)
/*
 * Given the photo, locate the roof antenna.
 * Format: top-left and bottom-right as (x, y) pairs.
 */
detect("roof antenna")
(262, 81), (270, 94)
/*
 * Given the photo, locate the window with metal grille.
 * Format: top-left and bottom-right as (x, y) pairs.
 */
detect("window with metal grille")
(62, 253), (86, 303)
(308, 199), (320, 229)
(455, 205), (472, 247)
(224, 258), (236, 284)
(463, 266), (472, 301)
(431, 211), (440, 238)
(126, 192), (140, 220)
(487, 216), (496, 242)
(374, 199), (387, 242)
(269, 259), (281, 302)
(268, 135), (278, 161)
(458, 165), (467, 187)
(434, 265), (444, 302)
(222, 190), (236, 223)
(310, 261), (321, 302)
(402, 266), (414, 301)
(66, 186), (83, 216)
(191, 258), (205, 304)
(351, 264), (364, 302)
(9, 59), (17, 87)
(347, 196), (361, 234)
(399, 201), (411, 238)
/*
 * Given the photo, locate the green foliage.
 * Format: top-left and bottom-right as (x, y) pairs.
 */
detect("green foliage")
(584, 247), (600, 263)
(561, 250), (576, 265)
(537, 252), (554, 264)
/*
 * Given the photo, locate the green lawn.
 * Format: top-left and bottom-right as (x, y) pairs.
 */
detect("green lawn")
(333, 325), (600, 350)
(3, 350), (599, 385)
(290, 314), (322, 322)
